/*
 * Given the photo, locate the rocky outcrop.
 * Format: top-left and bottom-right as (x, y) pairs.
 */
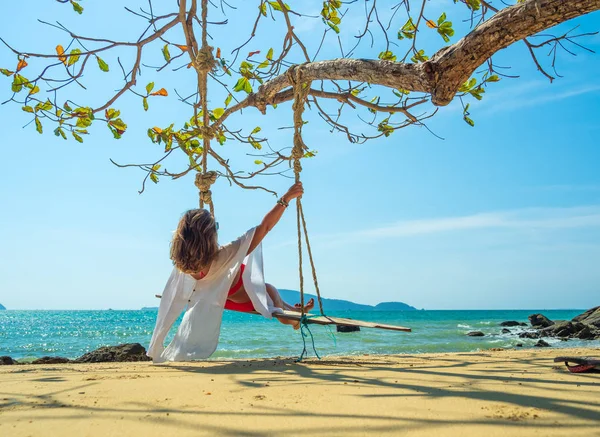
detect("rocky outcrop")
(31, 356), (71, 365)
(501, 328), (511, 334)
(75, 343), (151, 363)
(519, 331), (542, 339)
(572, 306), (600, 328)
(0, 356), (17, 365)
(535, 339), (550, 347)
(500, 321), (526, 327)
(467, 331), (485, 337)
(517, 308), (600, 342)
(528, 314), (554, 328)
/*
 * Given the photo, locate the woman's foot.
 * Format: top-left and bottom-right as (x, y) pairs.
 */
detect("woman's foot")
(293, 297), (315, 313)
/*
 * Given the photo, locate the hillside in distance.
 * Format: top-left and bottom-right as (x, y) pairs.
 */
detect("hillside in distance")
(142, 290), (417, 311)
(278, 290), (417, 312)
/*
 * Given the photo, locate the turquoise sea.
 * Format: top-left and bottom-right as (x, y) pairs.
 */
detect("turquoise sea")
(1, 309), (598, 362)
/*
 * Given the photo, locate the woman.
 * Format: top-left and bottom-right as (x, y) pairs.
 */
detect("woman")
(170, 181), (314, 325)
(148, 182), (313, 362)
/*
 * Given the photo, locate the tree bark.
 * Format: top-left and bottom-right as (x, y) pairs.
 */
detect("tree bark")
(246, 0), (600, 111)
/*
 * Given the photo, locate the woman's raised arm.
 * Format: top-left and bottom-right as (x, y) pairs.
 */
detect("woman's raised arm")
(247, 182), (304, 255)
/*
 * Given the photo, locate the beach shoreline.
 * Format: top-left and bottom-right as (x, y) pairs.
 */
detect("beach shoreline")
(1, 347), (599, 436)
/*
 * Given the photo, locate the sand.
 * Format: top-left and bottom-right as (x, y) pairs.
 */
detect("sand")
(1, 348), (599, 436)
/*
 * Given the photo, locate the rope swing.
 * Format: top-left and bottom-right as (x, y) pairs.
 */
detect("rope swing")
(289, 66), (326, 320)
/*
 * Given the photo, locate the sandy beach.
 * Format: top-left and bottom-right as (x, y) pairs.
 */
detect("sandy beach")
(1, 348), (599, 436)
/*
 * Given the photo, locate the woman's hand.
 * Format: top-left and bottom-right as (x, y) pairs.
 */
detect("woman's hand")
(282, 182), (304, 203)
(247, 182), (304, 255)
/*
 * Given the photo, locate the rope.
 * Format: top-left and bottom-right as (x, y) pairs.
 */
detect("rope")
(194, 170), (217, 216)
(289, 67), (326, 317)
(295, 315), (321, 362)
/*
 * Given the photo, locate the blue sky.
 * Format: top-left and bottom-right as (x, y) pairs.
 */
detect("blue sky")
(0, 1), (599, 310)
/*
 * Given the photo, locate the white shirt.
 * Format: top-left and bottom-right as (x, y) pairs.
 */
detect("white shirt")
(147, 227), (280, 362)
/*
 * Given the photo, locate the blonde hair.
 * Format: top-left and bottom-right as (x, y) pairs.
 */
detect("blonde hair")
(170, 209), (218, 274)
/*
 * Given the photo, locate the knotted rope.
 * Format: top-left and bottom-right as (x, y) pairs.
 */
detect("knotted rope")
(194, 170), (217, 216)
(288, 67), (326, 323)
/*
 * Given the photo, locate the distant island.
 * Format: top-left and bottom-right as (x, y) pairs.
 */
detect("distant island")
(141, 290), (416, 312)
(0, 303), (6, 310)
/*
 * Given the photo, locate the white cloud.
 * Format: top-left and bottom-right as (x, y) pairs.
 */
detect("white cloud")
(481, 83), (600, 114)
(320, 205), (600, 243)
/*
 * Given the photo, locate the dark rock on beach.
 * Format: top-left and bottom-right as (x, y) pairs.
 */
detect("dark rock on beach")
(516, 308), (600, 342)
(519, 331), (542, 339)
(528, 314), (554, 329)
(572, 306), (600, 328)
(75, 343), (151, 363)
(515, 343), (523, 347)
(467, 331), (485, 337)
(541, 321), (584, 338)
(31, 356), (71, 365)
(534, 339), (550, 347)
(0, 356), (17, 365)
(501, 328), (511, 334)
(336, 325), (360, 333)
(500, 321), (526, 327)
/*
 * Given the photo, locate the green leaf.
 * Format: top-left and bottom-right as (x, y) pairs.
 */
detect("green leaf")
(0, 68), (13, 76)
(146, 82), (154, 94)
(22, 105), (34, 113)
(378, 51), (397, 62)
(233, 77), (249, 93)
(259, 2), (267, 17)
(28, 85), (40, 95)
(54, 127), (67, 140)
(257, 60), (269, 69)
(268, 1), (282, 11)
(150, 173), (159, 184)
(40, 100), (53, 111)
(110, 118), (127, 130)
(162, 44), (171, 63)
(266, 48), (274, 60)
(76, 117), (92, 128)
(71, 0), (83, 14)
(465, 0), (481, 11)
(463, 116), (475, 127)
(254, 160), (263, 165)
(64, 102), (73, 112)
(327, 22), (340, 33)
(67, 48), (81, 67)
(143, 97), (149, 111)
(224, 93), (232, 107)
(251, 126), (261, 134)
(487, 74), (500, 82)
(96, 57), (109, 72)
(11, 74), (24, 93)
(438, 13), (446, 26)
(213, 107), (225, 119)
(152, 164), (161, 172)
(105, 108), (120, 120)
(35, 117), (42, 134)
(410, 49), (429, 63)
(398, 18), (416, 40)
(72, 131), (84, 142)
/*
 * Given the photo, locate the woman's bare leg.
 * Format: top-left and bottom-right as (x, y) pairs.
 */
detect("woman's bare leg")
(265, 283), (314, 329)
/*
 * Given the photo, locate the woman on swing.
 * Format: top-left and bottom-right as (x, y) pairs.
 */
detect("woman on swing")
(169, 181), (314, 329)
